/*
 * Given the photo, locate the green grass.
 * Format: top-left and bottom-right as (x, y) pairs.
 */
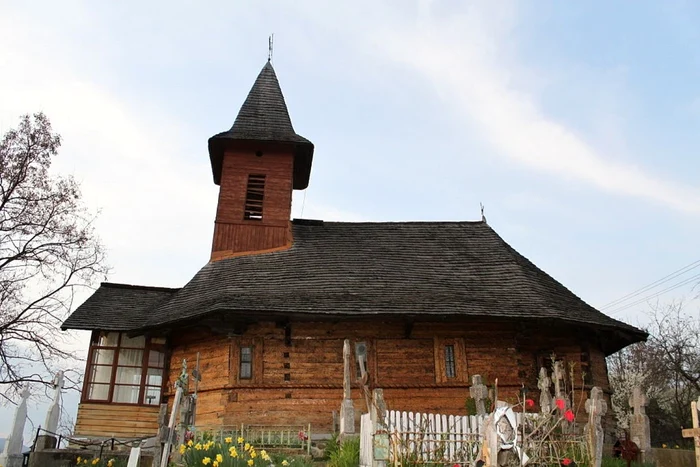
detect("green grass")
(327, 436), (359, 467)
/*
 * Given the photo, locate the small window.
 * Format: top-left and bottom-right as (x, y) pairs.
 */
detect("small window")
(240, 346), (253, 379)
(445, 345), (456, 379)
(244, 174), (266, 221)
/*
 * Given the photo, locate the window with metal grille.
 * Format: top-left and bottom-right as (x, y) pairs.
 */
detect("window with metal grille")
(244, 174), (266, 220)
(240, 346), (253, 379)
(445, 345), (456, 378)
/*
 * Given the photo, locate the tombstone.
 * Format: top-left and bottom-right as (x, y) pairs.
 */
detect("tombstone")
(584, 386), (607, 467)
(537, 367), (552, 413)
(628, 386), (651, 462)
(36, 371), (64, 450)
(339, 339), (355, 437)
(470, 374), (489, 416)
(0, 386), (30, 467)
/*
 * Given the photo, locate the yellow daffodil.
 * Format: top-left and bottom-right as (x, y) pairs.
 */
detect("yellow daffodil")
(213, 462), (219, 467)
(76, 457), (82, 464)
(250, 450), (257, 458)
(195, 443), (203, 450)
(282, 461), (289, 466)
(237, 436), (244, 444)
(244, 442), (251, 452)
(83, 460), (88, 465)
(107, 460), (115, 467)
(202, 457), (211, 465)
(215, 454), (223, 463)
(92, 459), (100, 465)
(247, 460), (254, 467)
(225, 436), (233, 443)
(179, 444), (187, 455)
(187, 440), (194, 447)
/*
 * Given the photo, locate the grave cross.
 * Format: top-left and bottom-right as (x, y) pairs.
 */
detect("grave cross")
(585, 386), (607, 467)
(537, 367), (552, 413)
(0, 386), (30, 466)
(552, 361), (565, 401)
(470, 374), (488, 416)
(681, 396), (700, 467)
(44, 370), (65, 434)
(628, 386), (651, 463)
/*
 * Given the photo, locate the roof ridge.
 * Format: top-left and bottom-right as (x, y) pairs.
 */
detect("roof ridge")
(292, 219), (487, 226)
(101, 282), (180, 292)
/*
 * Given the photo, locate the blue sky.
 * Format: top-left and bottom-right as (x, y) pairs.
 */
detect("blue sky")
(1, 0), (699, 438)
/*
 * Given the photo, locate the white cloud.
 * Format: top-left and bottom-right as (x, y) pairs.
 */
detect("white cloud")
(289, 1), (700, 214)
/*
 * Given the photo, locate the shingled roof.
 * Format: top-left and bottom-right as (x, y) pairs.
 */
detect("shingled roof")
(61, 283), (179, 331)
(102, 220), (639, 351)
(208, 61), (314, 189)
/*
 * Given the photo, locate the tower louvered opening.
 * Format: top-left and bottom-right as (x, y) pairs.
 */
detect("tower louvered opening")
(244, 174), (266, 221)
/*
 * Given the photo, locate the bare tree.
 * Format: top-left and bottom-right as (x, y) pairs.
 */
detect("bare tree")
(608, 301), (700, 446)
(0, 113), (108, 401)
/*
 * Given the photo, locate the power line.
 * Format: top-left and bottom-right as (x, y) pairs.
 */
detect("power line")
(607, 272), (700, 315)
(600, 259), (700, 310)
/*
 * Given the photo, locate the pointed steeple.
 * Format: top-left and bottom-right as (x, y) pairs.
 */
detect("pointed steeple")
(208, 61), (314, 189)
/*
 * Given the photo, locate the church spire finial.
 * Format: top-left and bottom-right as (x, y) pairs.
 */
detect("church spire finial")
(268, 34), (274, 63)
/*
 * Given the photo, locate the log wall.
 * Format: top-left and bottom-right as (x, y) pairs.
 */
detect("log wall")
(164, 318), (611, 433)
(74, 403), (160, 438)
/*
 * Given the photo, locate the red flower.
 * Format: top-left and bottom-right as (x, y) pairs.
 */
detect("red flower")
(561, 458), (572, 466)
(298, 430), (308, 441)
(526, 399), (535, 408)
(555, 398), (566, 410)
(564, 409), (575, 422)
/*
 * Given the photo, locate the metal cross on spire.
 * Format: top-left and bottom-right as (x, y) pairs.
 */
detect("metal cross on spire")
(268, 34), (274, 63)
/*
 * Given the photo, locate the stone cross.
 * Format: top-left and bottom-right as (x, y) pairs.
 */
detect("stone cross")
(584, 386), (607, 467)
(537, 367), (552, 413)
(0, 386), (30, 467)
(629, 386), (651, 462)
(44, 370), (64, 434)
(339, 339), (355, 437)
(470, 374), (489, 416)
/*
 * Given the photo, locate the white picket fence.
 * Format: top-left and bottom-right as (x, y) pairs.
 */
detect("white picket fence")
(361, 410), (492, 466)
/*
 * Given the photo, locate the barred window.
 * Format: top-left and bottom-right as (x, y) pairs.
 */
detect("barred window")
(445, 345), (456, 379)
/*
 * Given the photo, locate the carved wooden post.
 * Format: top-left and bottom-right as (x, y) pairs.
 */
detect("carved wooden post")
(629, 386), (651, 463)
(470, 374), (488, 416)
(584, 387), (607, 467)
(370, 389), (388, 467)
(537, 367), (552, 414)
(339, 339), (356, 438)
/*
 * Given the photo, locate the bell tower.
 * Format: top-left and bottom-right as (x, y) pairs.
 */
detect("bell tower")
(207, 61), (314, 261)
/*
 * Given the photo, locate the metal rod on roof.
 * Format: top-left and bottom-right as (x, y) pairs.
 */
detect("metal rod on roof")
(268, 34), (274, 63)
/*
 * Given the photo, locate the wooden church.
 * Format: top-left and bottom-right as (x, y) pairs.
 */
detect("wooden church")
(62, 60), (646, 439)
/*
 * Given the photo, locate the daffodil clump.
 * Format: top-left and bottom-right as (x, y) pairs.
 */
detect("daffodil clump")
(180, 436), (279, 467)
(74, 456), (124, 467)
